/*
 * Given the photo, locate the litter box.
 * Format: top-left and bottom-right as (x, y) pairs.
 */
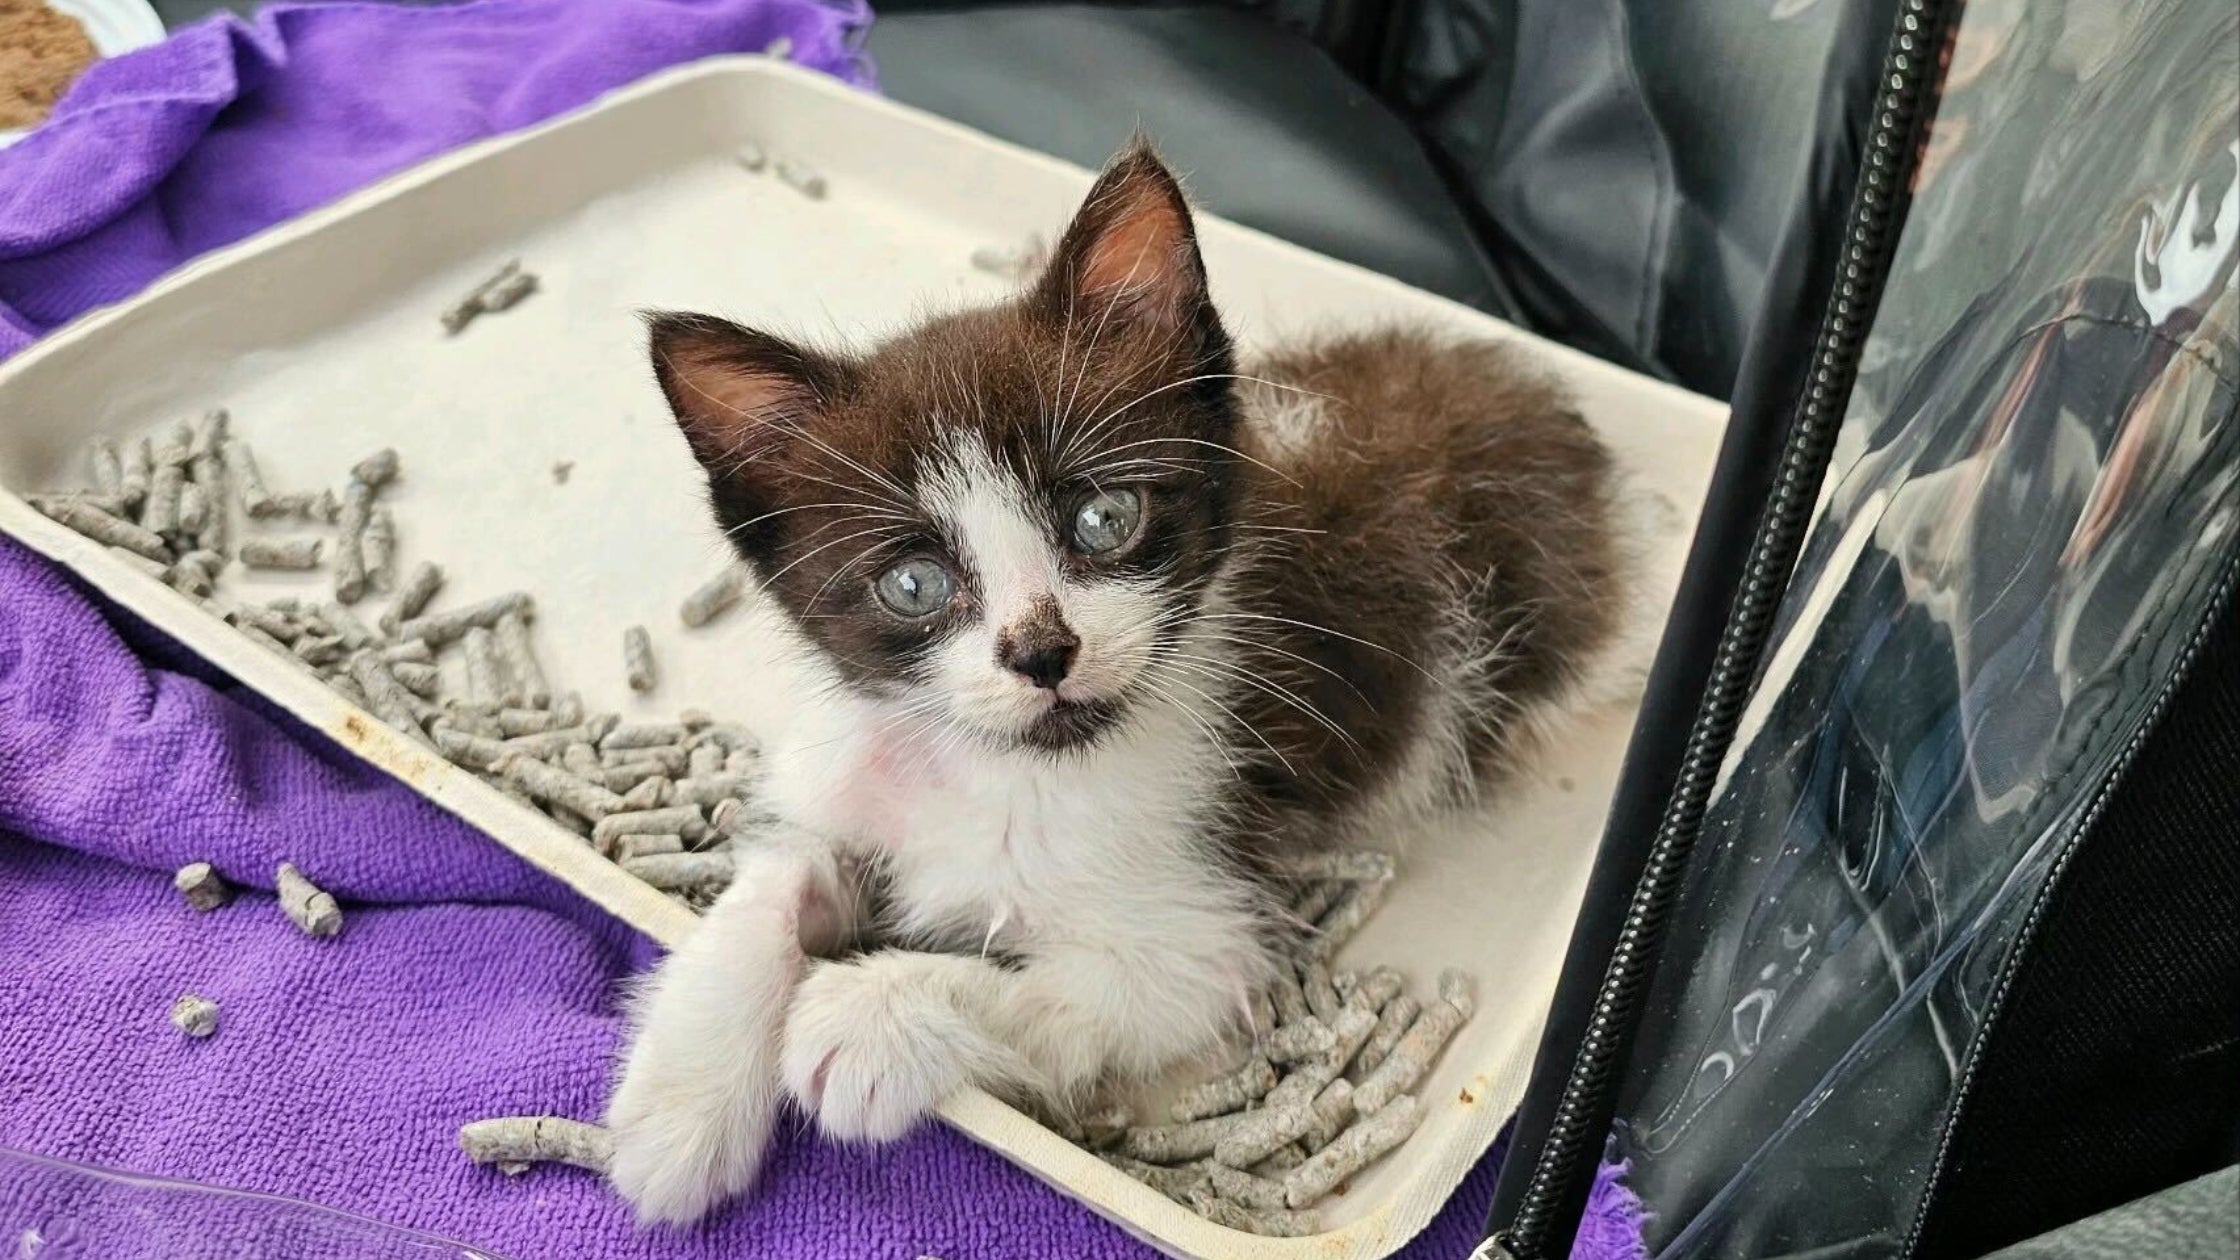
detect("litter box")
(0, 58), (1727, 1259)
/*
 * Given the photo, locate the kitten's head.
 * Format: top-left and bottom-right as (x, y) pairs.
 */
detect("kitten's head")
(651, 143), (1239, 754)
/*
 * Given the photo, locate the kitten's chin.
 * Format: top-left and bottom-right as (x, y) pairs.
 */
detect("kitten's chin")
(1011, 696), (1129, 753)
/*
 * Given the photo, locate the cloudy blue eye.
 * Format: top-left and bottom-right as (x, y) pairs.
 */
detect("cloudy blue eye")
(874, 557), (955, 618)
(1071, 488), (1143, 556)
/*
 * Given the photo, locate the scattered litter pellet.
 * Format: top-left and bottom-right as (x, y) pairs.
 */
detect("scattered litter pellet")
(107, 546), (167, 579)
(763, 34), (793, 58)
(378, 638), (434, 665)
(1188, 1185), (1320, 1239)
(620, 851), (735, 892)
(1350, 994), (1419, 1083)
(1171, 1057), (1277, 1122)
(274, 862), (342, 938)
(1259, 1016), (1334, 1064)
(1104, 1154), (1210, 1202)
(364, 508), (397, 591)
(458, 1116), (613, 1174)
(176, 481), (209, 536)
(238, 537), (323, 570)
(1298, 1078), (1355, 1153)
(173, 862), (232, 912)
(1203, 1161), (1290, 1212)
(389, 661), (441, 698)
(33, 495), (170, 562)
(1269, 972), (1309, 1028)
(501, 754), (626, 820)
(1302, 960), (1341, 1024)
(679, 567), (746, 627)
(1282, 1095), (1423, 1211)
(1115, 1111), (1253, 1165)
(120, 438), (152, 507)
(1251, 1145), (1305, 1177)
(350, 653), (435, 747)
(442, 262), (538, 335)
(968, 234), (1048, 280)
(775, 156), (826, 199)
(169, 994), (220, 1039)
(616, 776), (669, 811)
(351, 448), (400, 490)
(623, 625), (656, 693)
(601, 722), (688, 752)
(333, 480), (374, 604)
(478, 268), (538, 315)
(461, 627), (506, 706)
(375, 562), (443, 636)
(1211, 1096), (1317, 1170)
(396, 592), (534, 646)
(1308, 875), (1391, 960)
(141, 464), (182, 537)
(614, 833), (685, 862)
(89, 437), (124, 497)
(1349, 970), (1473, 1117)
(590, 805), (708, 849)
(736, 141), (768, 173)
(494, 612), (549, 706)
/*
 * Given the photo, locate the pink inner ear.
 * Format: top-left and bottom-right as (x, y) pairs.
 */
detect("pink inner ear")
(1077, 195), (1191, 312)
(665, 353), (808, 456)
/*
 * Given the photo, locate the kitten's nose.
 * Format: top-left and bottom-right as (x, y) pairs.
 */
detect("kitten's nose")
(1005, 640), (1077, 690)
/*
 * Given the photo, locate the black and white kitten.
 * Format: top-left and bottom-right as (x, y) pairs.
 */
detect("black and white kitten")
(606, 143), (1626, 1222)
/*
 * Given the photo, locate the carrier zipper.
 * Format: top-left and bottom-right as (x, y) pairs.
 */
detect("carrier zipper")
(1483, 3), (1956, 1256)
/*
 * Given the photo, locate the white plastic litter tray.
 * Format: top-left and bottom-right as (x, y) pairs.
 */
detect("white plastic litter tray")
(0, 60), (1727, 1260)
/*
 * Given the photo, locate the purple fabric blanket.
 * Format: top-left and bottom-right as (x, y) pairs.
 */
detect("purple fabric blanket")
(0, 3), (1645, 1256)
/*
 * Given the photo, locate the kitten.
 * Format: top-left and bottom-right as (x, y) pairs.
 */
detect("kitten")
(605, 142), (1624, 1223)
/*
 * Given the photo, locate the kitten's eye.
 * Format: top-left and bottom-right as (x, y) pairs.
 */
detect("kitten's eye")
(1071, 488), (1143, 556)
(874, 557), (955, 618)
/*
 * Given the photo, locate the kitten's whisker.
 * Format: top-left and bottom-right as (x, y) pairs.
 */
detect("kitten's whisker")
(1084, 436), (1300, 487)
(1134, 677), (1245, 781)
(1179, 611), (1436, 680)
(1181, 630), (1371, 705)
(1146, 666), (1294, 776)
(1161, 651), (1361, 751)
(764, 525), (910, 586)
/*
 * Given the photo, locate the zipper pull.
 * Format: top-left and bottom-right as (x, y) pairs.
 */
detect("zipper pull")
(1472, 1233), (1526, 1260)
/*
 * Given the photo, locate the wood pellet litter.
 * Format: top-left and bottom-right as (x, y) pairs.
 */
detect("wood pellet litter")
(27, 433), (769, 917)
(442, 261), (539, 336)
(170, 994), (220, 1039)
(172, 861), (232, 912)
(457, 1115), (614, 1174)
(275, 862), (343, 938)
(1083, 853), (1472, 1236)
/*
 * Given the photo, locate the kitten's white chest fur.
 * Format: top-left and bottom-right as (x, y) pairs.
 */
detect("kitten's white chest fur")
(764, 654), (1265, 996)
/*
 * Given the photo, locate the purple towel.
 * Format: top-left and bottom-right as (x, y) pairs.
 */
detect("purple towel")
(0, 2), (1647, 1255)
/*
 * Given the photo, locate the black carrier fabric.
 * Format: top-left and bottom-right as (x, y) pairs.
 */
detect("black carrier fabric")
(1489, 0), (2240, 1257)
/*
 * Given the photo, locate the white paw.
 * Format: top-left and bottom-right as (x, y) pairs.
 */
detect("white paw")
(780, 959), (967, 1143)
(605, 1045), (779, 1224)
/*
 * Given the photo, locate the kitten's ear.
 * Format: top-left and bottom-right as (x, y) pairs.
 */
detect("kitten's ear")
(645, 311), (847, 469)
(1033, 142), (1213, 336)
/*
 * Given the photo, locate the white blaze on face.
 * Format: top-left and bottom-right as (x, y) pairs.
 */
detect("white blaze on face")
(917, 436), (1165, 736)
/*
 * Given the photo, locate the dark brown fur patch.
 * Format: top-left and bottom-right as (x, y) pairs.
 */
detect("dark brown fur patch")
(1213, 328), (1620, 848)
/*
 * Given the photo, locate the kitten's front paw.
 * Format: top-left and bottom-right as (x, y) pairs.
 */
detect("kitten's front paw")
(781, 959), (966, 1143)
(605, 1055), (777, 1225)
